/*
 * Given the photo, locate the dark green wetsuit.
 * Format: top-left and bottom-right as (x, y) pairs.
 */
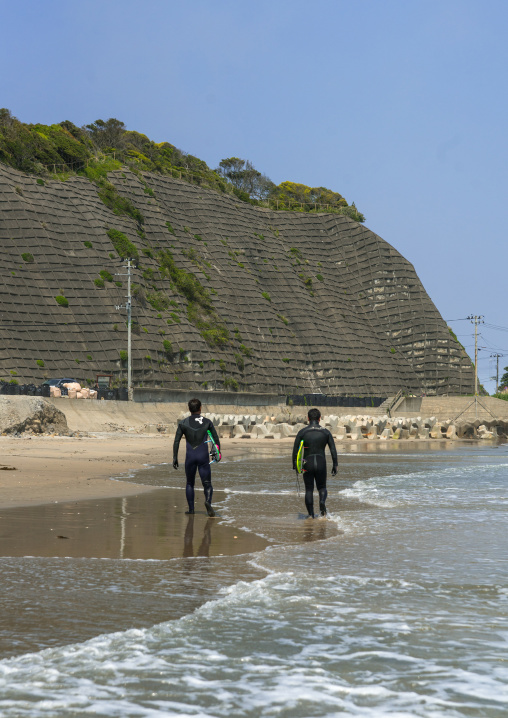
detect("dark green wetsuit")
(292, 421), (337, 516)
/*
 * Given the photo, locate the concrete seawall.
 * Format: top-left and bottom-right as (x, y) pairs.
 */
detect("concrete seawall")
(45, 395), (508, 434)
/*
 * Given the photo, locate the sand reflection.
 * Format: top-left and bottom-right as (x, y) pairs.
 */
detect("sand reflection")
(0, 488), (266, 559)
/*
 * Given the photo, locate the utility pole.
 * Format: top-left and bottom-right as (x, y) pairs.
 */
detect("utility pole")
(467, 314), (484, 397)
(115, 258), (133, 401)
(454, 315), (496, 423)
(490, 353), (503, 394)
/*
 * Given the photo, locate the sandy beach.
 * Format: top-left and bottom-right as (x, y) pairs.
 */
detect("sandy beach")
(0, 433), (295, 509)
(0, 432), (462, 510)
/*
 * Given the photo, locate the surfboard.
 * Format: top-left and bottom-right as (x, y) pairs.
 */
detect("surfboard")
(206, 430), (221, 464)
(296, 439), (304, 473)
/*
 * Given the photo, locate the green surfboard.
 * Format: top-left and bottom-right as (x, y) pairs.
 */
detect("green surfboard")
(296, 439), (304, 473)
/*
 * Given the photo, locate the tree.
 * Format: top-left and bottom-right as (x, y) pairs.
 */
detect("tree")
(0, 108), (16, 128)
(499, 366), (508, 389)
(270, 181), (348, 207)
(216, 157), (274, 199)
(85, 118), (126, 150)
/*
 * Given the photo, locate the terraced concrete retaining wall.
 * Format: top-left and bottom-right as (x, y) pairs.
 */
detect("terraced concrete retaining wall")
(0, 163), (474, 396)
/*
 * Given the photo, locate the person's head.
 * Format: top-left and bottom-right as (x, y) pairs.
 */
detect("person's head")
(308, 408), (321, 423)
(188, 397), (202, 414)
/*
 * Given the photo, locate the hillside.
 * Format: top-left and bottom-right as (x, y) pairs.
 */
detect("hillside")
(0, 159), (474, 396)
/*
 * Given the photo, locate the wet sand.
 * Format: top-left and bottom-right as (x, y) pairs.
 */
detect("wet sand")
(0, 434), (293, 510)
(0, 433), (462, 511)
(0, 434), (287, 561)
(0, 489), (267, 559)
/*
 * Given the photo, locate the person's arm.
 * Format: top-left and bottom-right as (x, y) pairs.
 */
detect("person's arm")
(292, 430), (303, 470)
(173, 423), (183, 468)
(327, 430), (338, 475)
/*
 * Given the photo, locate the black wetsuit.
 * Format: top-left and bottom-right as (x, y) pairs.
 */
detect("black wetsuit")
(292, 421), (338, 516)
(173, 415), (221, 513)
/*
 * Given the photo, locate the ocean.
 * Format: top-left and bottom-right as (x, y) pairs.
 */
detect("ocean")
(0, 442), (507, 716)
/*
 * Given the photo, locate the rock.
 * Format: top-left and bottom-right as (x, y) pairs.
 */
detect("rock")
(479, 430), (496, 440)
(0, 397), (68, 435)
(477, 424), (497, 440)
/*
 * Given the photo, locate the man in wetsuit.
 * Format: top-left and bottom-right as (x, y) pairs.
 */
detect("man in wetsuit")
(292, 408), (337, 518)
(173, 398), (221, 517)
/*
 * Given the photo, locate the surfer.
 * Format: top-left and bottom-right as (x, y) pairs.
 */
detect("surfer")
(292, 408), (337, 518)
(173, 398), (221, 517)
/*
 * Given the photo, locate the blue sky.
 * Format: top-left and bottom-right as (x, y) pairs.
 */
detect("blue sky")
(1, 0), (507, 391)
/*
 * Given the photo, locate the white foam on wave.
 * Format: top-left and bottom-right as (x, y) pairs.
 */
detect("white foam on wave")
(1, 565), (507, 717)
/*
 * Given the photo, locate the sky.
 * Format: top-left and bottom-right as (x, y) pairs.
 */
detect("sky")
(1, 0), (507, 392)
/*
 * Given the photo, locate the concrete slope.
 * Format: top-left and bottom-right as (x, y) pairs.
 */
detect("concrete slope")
(0, 163), (474, 396)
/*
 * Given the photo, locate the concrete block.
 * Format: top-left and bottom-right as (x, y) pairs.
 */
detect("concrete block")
(446, 425), (457, 440)
(367, 426), (378, 439)
(252, 424), (269, 437)
(218, 425), (233, 439)
(380, 428), (392, 440)
(430, 423), (443, 439)
(418, 427), (430, 439)
(277, 423), (296, 437)
(233, 424), (245, 437)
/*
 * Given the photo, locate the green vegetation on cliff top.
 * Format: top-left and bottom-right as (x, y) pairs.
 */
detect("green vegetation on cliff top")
(0, 109), (364, 221)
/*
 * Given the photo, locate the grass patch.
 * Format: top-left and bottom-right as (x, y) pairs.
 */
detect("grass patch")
(187, 302), (229, 348)
(55, 295), (68, 307)
(147, 291), (171, 311)
(107, 228), (139, 261)
(21, 252), (34, 263)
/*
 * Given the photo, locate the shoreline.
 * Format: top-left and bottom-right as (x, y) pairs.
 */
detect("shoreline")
(0, 433), (488, 511)
(0, 434), (292, 510)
